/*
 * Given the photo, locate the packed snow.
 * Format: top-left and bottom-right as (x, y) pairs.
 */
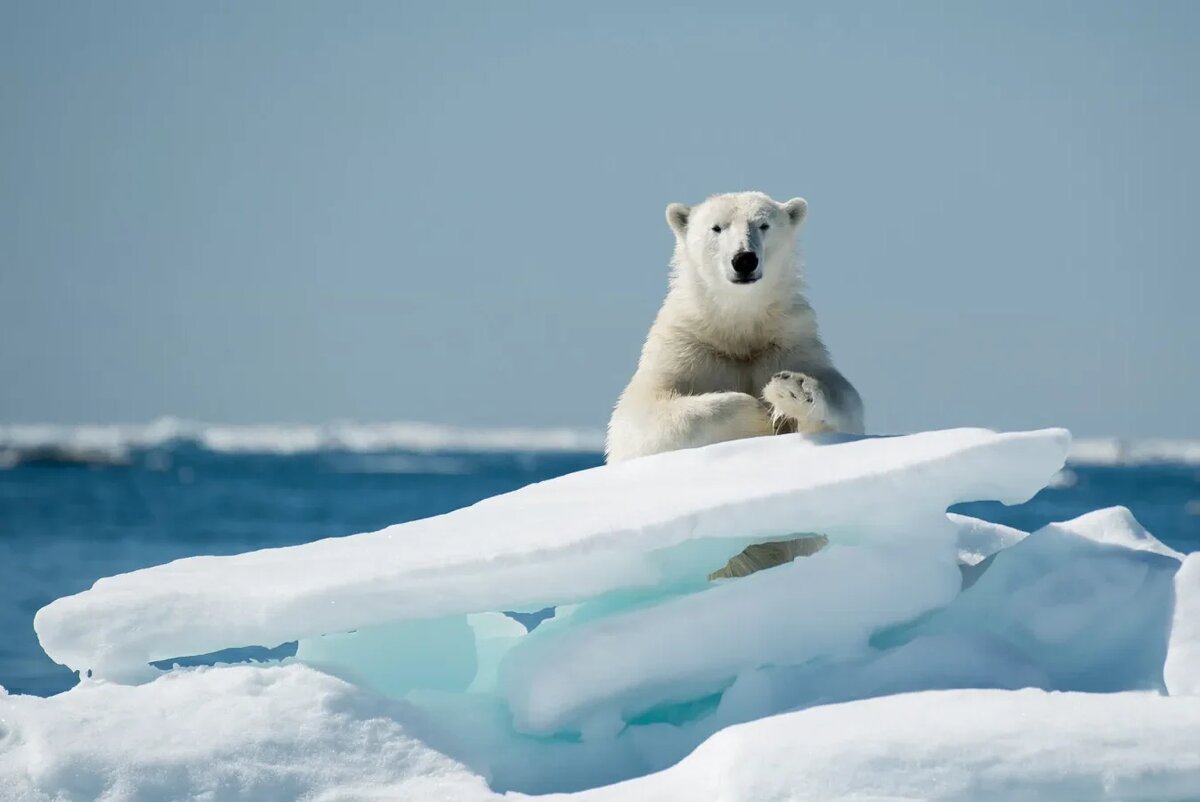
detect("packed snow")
(5, 426), (1200, 800)
(4, 666), (1200, 802)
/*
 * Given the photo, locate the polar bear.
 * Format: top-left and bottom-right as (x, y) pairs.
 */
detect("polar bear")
(606, 191), (864, 463)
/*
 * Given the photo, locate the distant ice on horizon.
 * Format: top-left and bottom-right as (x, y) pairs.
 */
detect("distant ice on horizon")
(2, 416), (1199, 466)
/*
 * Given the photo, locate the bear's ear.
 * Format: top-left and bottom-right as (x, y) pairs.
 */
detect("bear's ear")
(666, 203), (690, 237)
(782, 197), (808, 226)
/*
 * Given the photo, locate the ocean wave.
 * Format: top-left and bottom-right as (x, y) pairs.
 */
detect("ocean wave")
(0, 417), (605, 465)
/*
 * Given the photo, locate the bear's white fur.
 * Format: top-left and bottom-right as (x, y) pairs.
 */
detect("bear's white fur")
(606, 191), (863, 463)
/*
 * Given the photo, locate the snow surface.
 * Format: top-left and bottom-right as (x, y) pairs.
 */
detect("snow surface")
(0, 664), (494, 802)
(948, 512), (1027, 566)
(1166, 554), (1200, 696)
(4, 667), (1199, 802)
(7, 426), (1200, 800)
(569, 688), (1200, 802)
(885, 506), (1180, 693)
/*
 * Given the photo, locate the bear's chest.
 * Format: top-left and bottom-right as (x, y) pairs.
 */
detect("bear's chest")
(682, 348), (784, 397)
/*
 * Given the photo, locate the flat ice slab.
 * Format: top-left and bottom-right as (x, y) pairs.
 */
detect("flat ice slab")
(35, 427), (1069, 682)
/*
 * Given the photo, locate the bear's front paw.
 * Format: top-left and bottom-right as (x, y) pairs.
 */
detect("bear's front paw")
(763, 371), (832, 433)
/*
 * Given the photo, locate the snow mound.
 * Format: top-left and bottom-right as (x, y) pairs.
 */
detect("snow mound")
(4, 668), (1199, 801)
(577, 688), (1200, 802)
(11, 426), (1200, 800)
(0, 664), (493, 802)
(885, 506), (1180, 692)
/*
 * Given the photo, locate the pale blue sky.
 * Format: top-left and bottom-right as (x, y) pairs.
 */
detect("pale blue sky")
(2, 1), (1197, 436)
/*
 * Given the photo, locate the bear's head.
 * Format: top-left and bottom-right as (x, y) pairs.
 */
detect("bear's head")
(666, 192), (807, 295)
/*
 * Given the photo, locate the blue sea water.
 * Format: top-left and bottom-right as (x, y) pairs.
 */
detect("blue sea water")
(1, 443), (1197, 698)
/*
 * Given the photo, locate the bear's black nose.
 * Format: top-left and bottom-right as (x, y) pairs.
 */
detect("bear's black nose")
(732, 251), (759, 276)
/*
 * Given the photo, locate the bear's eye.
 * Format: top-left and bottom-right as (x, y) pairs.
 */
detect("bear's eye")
(711, 224), (722, 233)
(759, 223), (770, 231)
